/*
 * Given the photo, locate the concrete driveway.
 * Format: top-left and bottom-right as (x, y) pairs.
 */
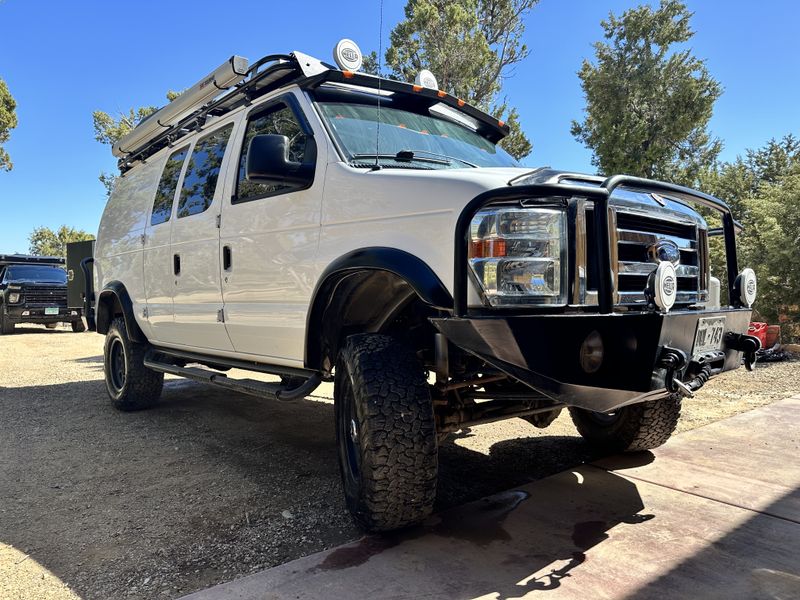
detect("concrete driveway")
(182, 396), (800, 600)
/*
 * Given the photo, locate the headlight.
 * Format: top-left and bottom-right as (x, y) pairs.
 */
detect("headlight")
(469, 207), (567, 306)
(8, 293), (20, 303)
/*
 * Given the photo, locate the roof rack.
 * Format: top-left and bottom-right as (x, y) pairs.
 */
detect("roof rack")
(116, 51), (510, 174)
(0, 254), (65, 266)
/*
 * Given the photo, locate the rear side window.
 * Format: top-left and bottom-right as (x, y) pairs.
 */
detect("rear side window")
(177, 124), (233, 218)
(236, 103), (310, 203)
(151, 146), (189, 226)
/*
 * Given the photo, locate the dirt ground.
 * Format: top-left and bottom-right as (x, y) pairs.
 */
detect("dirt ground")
(1, 325), (798, 600)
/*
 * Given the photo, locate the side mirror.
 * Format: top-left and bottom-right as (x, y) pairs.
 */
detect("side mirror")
(245, 134), (315, 187)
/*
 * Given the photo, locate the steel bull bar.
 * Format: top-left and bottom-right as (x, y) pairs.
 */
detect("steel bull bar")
(431, 175), (760, 413)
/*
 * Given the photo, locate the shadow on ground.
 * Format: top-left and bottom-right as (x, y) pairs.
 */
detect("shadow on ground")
(0, 377), (602, 599)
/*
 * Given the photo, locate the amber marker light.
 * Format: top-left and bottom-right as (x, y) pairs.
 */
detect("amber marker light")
(469, 239), (507, 259)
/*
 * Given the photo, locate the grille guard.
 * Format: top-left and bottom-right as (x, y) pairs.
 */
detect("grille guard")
(453, 175), (743, 317)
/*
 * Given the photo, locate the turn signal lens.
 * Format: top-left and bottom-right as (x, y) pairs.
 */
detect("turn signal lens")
(469, 239), (506, 258)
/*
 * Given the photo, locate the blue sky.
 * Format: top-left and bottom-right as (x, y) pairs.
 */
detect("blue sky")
(1, 0), (798, 253)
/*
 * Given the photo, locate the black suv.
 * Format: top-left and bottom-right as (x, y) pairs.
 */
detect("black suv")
(0, 255), (85, 334)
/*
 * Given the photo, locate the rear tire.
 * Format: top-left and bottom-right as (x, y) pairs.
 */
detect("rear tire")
(335, 333), (438, 532)
(103, 317), (163, 411)
(569, 394), (682, 452)
(0, 313), (13, 335)
(72, 319), (86, 333)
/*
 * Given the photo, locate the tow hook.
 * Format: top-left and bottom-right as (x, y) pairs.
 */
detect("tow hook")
(658, 347), (694, 398)
(671, 378), (694, 399)
(725, 332), (761, 371)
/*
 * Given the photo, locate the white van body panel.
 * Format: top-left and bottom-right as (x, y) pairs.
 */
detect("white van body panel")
(143, 146), (186, 343)
(95, 158), (161, 338)
(219, 90), (327, 363)
(168, 116), (241, 351)
(317, 164), (528, 302)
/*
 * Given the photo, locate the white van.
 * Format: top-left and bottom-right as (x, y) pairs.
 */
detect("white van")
(88, 45), (760, 531)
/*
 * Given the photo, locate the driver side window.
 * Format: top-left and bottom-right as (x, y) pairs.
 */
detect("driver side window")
(235, 102), (310, 203)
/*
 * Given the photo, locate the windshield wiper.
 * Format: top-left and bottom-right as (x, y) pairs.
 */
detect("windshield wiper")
(351, 152), (449, 166)
(398, 149), (478, 168)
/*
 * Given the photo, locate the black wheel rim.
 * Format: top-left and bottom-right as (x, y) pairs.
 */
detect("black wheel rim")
(337, 372), (362, 488)
(108, 338), (127, 392)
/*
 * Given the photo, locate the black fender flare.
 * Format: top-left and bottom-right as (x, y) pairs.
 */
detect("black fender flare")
(305, 247), (452, 369)
(96, 281), (147, 343)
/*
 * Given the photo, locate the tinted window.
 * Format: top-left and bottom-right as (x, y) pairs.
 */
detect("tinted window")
(236, 104), (310, 202)
(177, 124), (233, 218)
(151, 146), (189, 226)
(6, 265), (67, 283)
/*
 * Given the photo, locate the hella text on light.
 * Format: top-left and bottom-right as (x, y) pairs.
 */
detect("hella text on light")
(333, 39), (363, 72)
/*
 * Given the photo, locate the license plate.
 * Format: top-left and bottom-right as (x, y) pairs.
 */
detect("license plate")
(44, 307), (59, 315)
(694, 316), (726, 354)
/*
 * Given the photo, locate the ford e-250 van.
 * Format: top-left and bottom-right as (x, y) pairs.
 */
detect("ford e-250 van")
(86, 43), (761, 531)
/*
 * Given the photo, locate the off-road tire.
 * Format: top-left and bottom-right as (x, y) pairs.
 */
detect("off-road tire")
(335, 333), (437, 532)
(103, 317), (163, 411)
(71, 319), (86, 333)
(569, 394), (682, 452)
(0, 312), (13, 335)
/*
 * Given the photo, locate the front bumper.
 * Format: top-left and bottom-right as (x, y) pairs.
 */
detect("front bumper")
(4, 306), (81, 324)
(432, 308), (755, 413)
(440, 174), (758, 413)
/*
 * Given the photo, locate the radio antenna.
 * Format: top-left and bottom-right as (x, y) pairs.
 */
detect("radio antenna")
(374, 0), (384, 171)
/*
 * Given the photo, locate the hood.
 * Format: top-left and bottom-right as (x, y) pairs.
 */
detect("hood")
(364, 166), (535, 190)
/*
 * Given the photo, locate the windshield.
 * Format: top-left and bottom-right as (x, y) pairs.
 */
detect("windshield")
(317, 100), (520, 169)
(6, 265), (67, 283)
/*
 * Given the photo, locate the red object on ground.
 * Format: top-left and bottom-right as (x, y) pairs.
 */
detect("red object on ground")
(765, 325), (781, 348)
(748, 322), (768, 347)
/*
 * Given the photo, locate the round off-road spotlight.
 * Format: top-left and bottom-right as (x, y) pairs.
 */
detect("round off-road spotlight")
(735, 268), (757, 307)
(653, 260), (677, 312)
(579, 330), (604, 374)
(414, 69), (438, 90)
(333, 39), (363, 72)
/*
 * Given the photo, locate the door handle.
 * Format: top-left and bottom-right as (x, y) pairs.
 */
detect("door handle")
(223, 245), (232, 271)
(173, 254), (181, 276)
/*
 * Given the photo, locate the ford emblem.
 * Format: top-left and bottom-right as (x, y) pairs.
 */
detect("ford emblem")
(648, 239), (681, 265)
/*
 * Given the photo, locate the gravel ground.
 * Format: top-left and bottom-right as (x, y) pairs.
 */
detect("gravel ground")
(0, 325), (798, 599)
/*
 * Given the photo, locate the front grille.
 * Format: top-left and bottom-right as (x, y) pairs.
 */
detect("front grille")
(613, 210), (708, 306)
(22, 286), (67, 306)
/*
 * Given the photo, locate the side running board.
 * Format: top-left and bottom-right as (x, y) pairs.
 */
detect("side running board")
(143, 352), (322, 401)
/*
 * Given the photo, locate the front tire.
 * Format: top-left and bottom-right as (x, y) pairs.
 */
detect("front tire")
(0, 312), (13, 335)
(335, 334), (438, 532)
(72, 319), (86, 333)
(569, 394), (682, 452)
(103, 317), (163, 411)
